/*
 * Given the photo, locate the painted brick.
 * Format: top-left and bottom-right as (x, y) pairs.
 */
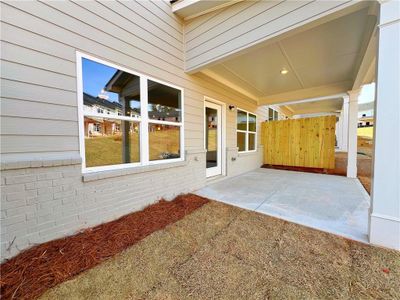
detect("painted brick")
(5, 221), (28, 234)
(6, 205), (36, 217)
(5, 174), (36, 185)
(1, 152), (208, 260)
(2, 184), (25, 193)
(53, 190), (75, 199)
(2, 199), (26, 210)
(36, 172), (63, 181)
(0, 214), (25, 227)
(6, 190), (37, 202)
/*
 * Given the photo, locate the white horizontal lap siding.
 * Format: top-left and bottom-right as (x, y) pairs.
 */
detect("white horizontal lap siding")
(185, 0), (354, 72)
(0, 1), (267, 160)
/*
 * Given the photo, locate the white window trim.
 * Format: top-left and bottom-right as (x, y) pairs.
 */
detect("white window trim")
(76, 51), (185, 174)
(236, 108), (257, 153)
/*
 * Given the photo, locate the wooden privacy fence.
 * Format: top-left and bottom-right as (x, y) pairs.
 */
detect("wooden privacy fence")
(261, 116), (336, 169)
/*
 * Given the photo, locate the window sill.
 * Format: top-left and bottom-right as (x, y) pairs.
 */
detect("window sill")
(82, 159), (187, 182)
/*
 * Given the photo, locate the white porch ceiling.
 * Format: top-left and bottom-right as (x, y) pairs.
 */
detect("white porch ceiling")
(201, 4), (377, 106)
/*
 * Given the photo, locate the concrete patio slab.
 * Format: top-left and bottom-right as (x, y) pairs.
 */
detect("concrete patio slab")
(195, 168), (370, 243)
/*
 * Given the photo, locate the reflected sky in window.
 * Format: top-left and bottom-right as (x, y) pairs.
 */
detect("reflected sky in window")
(82, 58), (119, 103)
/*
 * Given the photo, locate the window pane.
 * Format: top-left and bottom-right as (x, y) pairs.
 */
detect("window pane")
(148, 80), (181, 122)
(273, 110), (278, 120)
(248, 133), (256, 151)
(249, 113), (256, 132)
(237, 132), (246, 152)
(237, 110), (247, 130)
(82, 58), (141, 118)
(149, 124), (180, 160)
(84, 117), (139, 167)
(268, 108), (274, 121)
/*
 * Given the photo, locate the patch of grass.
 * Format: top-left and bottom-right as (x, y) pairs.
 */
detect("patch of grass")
(358, 126), (373, 138)
(85, 130), (180, 167)
(41, 201), (400, 300)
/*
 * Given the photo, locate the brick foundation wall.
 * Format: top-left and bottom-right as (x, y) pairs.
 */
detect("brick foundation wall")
(1, 150), (206, 260)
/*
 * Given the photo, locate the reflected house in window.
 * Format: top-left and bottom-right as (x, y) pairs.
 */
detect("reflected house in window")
(104, 70), (141, 118)
(83, 93), (123, 137)
(104, 70), (182, 161)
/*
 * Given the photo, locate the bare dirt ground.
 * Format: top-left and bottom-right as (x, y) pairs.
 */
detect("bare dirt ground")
(41, 201), (399, 300)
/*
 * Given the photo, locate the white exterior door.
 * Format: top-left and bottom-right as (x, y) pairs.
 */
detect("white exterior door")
(205, 101), (222, 178)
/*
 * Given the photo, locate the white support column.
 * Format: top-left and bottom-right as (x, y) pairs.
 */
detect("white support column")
(346, 90), (360, 178)
(369, 0), (400, 250)
(341, 96), (349, 152)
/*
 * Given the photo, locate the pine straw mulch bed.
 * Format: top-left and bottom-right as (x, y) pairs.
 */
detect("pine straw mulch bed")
(39, 201), (400, 300)
(358, 175), (371, 194)
(0, 194), (209, 300)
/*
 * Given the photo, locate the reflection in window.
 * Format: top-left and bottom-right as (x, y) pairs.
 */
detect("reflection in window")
(237, 132), (246, 152)
(249, 133), (256, 151)
(268, 108), (274, 121)
(148, 80), (181, 122)
(237, 110), (247, 130)
(249, 113), (256, 132)
(82, 58), (141, 168)
(236, 109), (257, 152)
(149, 124), (180, 161)
(84, 116), (139, 167)
(80, 56), (184, 170)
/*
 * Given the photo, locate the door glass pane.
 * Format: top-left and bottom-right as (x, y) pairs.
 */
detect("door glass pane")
(206, 107), (218, 168)
(237, 132), (246, 152)
(248, 133), (256, 151)
(149, 124), (180, 161)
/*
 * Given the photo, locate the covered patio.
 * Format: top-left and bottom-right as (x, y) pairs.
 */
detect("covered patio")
(196, 169), (370, 243)
(186, 0), (399, 250)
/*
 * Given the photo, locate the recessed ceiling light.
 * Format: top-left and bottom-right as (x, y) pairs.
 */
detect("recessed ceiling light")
(280, 68), (288, 75)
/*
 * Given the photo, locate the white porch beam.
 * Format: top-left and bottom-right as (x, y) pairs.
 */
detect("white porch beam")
(369, 0), (400, 251)
(346, 90), (360, 178)
(172, 0), (241, 21)
(263, 93), (347, 107)
(259, 81), (352, 105)
(352, 3), (378, 90)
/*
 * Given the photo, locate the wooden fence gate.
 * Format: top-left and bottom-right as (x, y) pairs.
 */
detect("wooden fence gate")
(261, 116), (336, 169)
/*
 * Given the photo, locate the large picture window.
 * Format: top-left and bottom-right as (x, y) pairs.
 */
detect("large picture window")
(237, 109), (257, 152)
(78, 53), (184, 172)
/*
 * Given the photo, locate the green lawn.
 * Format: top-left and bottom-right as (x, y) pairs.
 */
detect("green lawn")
(357, 126), (373, 138)
(85, 130), (180, 167)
